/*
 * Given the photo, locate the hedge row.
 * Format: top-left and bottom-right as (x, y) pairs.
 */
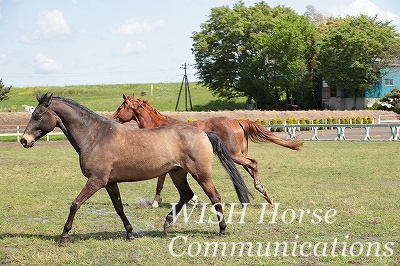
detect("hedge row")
(254, 115), (373, 132)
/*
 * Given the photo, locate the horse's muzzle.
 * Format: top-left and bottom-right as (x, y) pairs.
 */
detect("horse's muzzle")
(20, 135), (35, 148)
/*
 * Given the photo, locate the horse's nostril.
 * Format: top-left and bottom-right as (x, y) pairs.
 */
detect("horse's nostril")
(20, 138), (31, 148)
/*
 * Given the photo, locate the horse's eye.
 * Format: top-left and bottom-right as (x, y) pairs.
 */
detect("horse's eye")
(34, 113), (42, 120)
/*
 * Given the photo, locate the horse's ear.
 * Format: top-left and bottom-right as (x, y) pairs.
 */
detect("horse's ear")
(43, 92), (53, 107)
(45, 93), (53, 107)
(123, 94), (126, 100)
(131, 93), (135, 98)
(36, 92), (53, 106)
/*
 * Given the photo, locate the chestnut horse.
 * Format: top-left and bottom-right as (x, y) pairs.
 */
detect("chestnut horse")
(111, 93), (303, 207)
(20, 93), (252, 243)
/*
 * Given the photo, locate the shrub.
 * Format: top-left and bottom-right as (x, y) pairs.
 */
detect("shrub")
(269, 118), (284, 132)
(339, 116), (350, 124)
(255, 118), (268, 125)
(285, 117), (297, 124)
(298, 117), (311, 130)
(363, 116), (373, 124)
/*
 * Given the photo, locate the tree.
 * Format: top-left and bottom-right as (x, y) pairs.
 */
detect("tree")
(0, 79), (12, 101)
(317, 15), (400, 109)
(378, 88), (400, 113)
(191, 1), (318, 109)
(304, 5), (325, 26)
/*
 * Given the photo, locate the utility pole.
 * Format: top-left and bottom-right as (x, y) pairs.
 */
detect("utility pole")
(175, 63), (193, 111)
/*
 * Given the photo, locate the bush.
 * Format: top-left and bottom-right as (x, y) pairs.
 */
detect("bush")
(259, 115), (373, 131)
(363, 116), (373, 124)
(255, 118), (268, 125)
(286, 117), (297, 124)
(269, 118), (284, 132)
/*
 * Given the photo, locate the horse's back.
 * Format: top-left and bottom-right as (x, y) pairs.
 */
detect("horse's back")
(124, 123), (208, 141)
(91, 123), (214, 182)
(116, 123), (213, 159)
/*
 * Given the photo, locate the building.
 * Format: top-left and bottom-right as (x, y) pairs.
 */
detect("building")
(319, 66), (400, 110)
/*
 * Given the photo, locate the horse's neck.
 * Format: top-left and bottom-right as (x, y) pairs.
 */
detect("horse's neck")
(136, 108), (182, 128)
(53, 100), (111, 152)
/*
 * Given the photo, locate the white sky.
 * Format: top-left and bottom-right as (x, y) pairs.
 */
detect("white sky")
(0, 0), (399, 87)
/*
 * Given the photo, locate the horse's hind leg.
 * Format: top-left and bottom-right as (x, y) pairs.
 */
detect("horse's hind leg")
(105, 183), (133, 240)
(196, 178), (226, 235)
(151, 174), (199, 208)
(231, 152), (273, 205)
(222, 127), (273, 205)
(152, 174), (166, 208)
(152, 173), (199, 208)
(163, 172), (194, 235)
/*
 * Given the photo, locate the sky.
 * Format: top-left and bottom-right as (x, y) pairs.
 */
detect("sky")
(0, 0), (399, 87)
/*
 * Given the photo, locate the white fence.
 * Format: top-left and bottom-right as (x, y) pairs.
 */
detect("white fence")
(1, 123), (400, 142)
(0, 125), (64, 142)
(378, 114), (400, 124)
(265, 123), (400, 141)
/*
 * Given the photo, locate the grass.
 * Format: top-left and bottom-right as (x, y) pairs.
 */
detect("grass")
(0, 141), (399, 265)
(0, 83), (247, 112)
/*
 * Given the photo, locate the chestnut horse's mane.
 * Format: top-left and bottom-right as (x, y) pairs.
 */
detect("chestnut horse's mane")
(135, 99), (183, 125)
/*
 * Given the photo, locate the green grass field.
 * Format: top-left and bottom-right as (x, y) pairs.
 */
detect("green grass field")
(0, 83), (247, 112)
(0, 141), (399, 265)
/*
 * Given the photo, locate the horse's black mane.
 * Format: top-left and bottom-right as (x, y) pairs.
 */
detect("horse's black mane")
(54, 96), (96, 115)
(39, 93), (111, 123)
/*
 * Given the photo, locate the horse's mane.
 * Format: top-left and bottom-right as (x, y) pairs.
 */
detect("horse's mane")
(138, 100), (181, 123)
(40, 93), (111, 123)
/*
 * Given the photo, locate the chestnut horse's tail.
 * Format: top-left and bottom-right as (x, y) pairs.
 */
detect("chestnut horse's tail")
(206, 131), (253, 204)
(238, 120), (303, 150)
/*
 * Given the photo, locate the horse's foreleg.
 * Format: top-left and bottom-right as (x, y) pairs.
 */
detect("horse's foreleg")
(152, 174), (166, 208)
(105, 183), (133, 240)
(60, 179), (102, 245)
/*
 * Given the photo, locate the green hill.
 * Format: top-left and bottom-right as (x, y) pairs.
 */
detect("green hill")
(0, 83), (247, 112)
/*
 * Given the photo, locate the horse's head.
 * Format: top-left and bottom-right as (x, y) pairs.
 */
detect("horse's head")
(111, 93), (139, 123)
(21, 93), (58, 148)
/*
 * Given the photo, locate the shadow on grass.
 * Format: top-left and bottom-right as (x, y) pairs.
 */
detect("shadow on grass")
(0, 227), (223, 244)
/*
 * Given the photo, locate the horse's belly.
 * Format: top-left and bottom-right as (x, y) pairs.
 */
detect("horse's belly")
(109, 159), (178, 182)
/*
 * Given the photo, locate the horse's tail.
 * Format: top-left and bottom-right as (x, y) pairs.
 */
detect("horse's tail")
(206, 131), (253, 204)
(238, 120), (304, 150)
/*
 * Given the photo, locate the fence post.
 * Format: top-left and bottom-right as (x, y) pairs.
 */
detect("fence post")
(17, 126), (20, 142)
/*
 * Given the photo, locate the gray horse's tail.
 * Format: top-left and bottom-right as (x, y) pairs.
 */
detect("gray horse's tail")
(206, 131), (253, 203)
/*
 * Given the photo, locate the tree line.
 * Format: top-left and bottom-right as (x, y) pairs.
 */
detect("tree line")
(191, 1), (400, 110)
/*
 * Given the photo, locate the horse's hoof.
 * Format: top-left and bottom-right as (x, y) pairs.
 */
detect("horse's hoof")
(257, 188), (274, 205)
(58, 236), (70, 246)
(163, 222), (172, 235)
(264, 195), (274, 205)
(126, 236), (135, 241)
(151, 201), (159, 208)
(151, 197), (162, 208)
